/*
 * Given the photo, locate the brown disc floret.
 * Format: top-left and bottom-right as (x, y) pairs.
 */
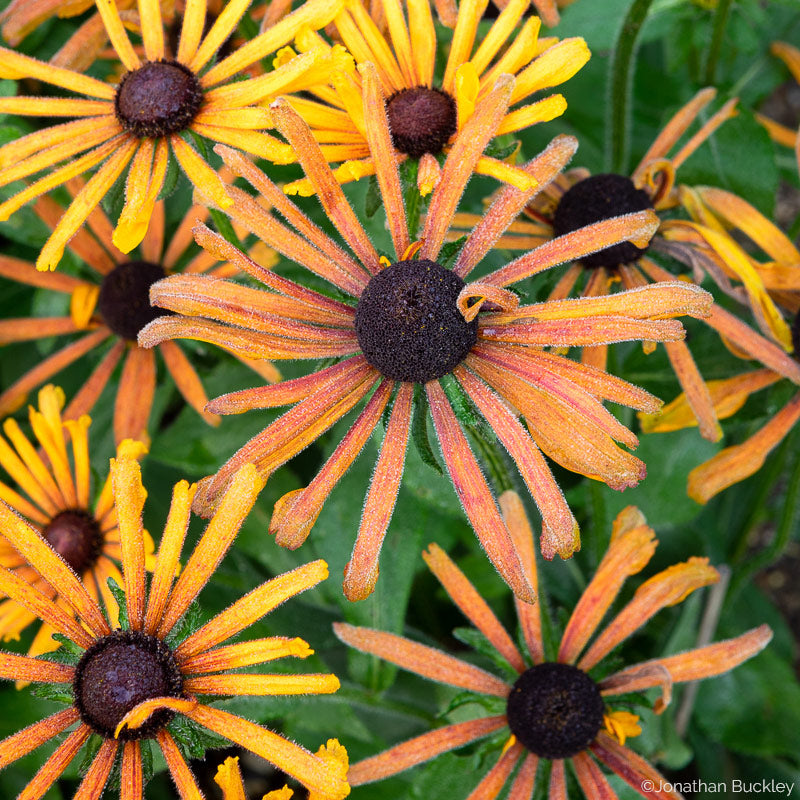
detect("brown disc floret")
(97, 260), (169, 341)
(43, 509), (102, 575)
(505, 662), (605, 759)
(386, 86), (457, 159)
(115, 59), (203, 139)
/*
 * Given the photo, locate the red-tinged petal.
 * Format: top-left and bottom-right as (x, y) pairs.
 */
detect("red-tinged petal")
(455, 135), (578, 279)
(192, 365), (378, 515)
(423, 542), (526, 673)
(349, 716), (508, 786)
(500, 491), (544, 665)
(604, 625), (772, 694)
(17, 725), (91, 800)
(426, 380), (536, 603)
(73, 739), (118, 800)
(157, 729), (204, 800)
(572, 751), (617, 800)
(600, 662), (673, 714)
(333, 622), (510, 697)
(344, 382), (413, 601)
(558, 519), (657, 664)
(689, 393), (800, 503)
(484, 210), (659, 288)
(176, 560), (329, 661)
(591, 731), (683, 800)
(456, 365), (579, 558)
(120, 740), (142, 800)
(421, 74), (515, 262)
(465, 741), (524, 800)
(208, 357), (367, 416)
(159, 341), (220, 427)
(549, 759), (566, 800)
(0, 707), (79, 769)
(579, 558), (719, 671)
(63, 339), (125, 423)
(114, 346), (155, 445)
(271, 98), (380, 274)
(271, 380), (392, 549)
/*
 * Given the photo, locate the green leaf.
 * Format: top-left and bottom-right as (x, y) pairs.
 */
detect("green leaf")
(30, 682), (74, 704)
(451, 627), (519, 679)
(165, 600), (203, 647)
(411, 385), (443, 475)
(438, 234), (468, 270)
(107, 576), (129, 631)
(441, 689), (506, 717)
(365, 174), (382, 218)
(440, 374), (480, 428)
(483, 138), (519, 162)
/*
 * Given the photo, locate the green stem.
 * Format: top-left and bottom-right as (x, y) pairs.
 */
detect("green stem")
(605, 0), (655, 173)
(703, 0), (733, 85)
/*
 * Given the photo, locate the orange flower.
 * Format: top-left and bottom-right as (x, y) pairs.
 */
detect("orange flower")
(0, 0), (345, 269)
(215, 740), (350, 800)
(0, 459), (349, 799)
(448, 87), (781, 442)
(0, 186), (280, 444)
(140, 95), (711, 600)
(279, 0), (590, 196)
(334, 492), (772, 799)
(0, 385), (150, 658)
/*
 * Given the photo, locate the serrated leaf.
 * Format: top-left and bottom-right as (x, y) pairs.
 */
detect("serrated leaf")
(76, 734), (103, 777)
(30, 682), (74, 704)
(165, 600), (203, 647)
(50, 633), (84, 659)
(438, 234), (468, 269)
(441, 374), (480, 428)
(158, 152), (181, 201)
(107, 577), (129, 630)
(452, 627), (519, 678)
(483, 138), (519, 162)
(441, 689), (507, 717)
(411, 385), (443, 475)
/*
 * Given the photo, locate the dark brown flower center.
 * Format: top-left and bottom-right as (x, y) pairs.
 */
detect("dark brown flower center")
(42, 509), (102, 575)
(505, 662), (604, 759)
(552, 174), (655, 269)
(74, 631), (184, 740)
(386, 86), (457, 159)
(115, 59), (203, 138)
(792, 314), (800, 359)
(98, 261), (169, 341)
(354, 259), (478, 383)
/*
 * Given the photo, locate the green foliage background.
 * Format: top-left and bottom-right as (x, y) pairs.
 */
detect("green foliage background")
(1, 0), (799, 797)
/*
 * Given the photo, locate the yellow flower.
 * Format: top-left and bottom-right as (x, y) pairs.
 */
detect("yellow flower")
(139, 96), (711, 600)
(0, 385), (149, 657)
(0, 459), (348, 799)
(335, 492), (771, 799)
(280, 0), (590, 196)
(0, 190), (280, 443)
(0, 0), (344, 269)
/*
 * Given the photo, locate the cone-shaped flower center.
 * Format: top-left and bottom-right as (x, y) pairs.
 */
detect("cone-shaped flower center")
(115, 60), (203, 138)
(74, 630), (184, 740)
(505, 662), (604, 759)
(98, 261), (168, 341)
(552, 174), (655, 269)
(355, 259), (478, 383)
(43, 509), (102, 575)
(386, 87), (457, 159)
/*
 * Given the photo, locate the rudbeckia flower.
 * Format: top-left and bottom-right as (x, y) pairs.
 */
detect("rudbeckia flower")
(640, 312), (800, 503)
(0, 459), (349, 799)
(140, 94), (711, 600)
(215, 740), (349, 800)
(0, 0), (345, 269)
(0, 385), (150, 657)
(334, 491), (772, 799)
(278, 0), (590, 196)
(0, 187), (280, 443)
(448, 87), (764, 442)
(756, 41), (800, 174)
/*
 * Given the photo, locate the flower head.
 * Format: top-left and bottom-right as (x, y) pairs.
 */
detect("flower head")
(0, 385), (150, 657)
(0, 458), (348, 799)
(279, 0), (590, 196)
(0, 0), (344, 269)
(449, 87), (786, 442)
(140, 96), (711, 600)
(0, 188), (280, 442)
(333, 491), (772, 799)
